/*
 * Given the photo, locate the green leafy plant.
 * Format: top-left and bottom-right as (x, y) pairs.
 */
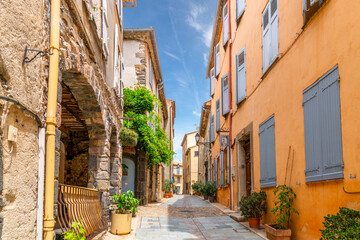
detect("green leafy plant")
(239, 191), (267, 219)
(320, 207), (360, 239)
(119, 128), (138, 147)
(62, 219), (85, 240)
(191, 182), (203, 193)
(203, 181), (217, 197)
(271, 185), (299, 229)
(123, 87), (174, 166)
(112, 190), (140, 214)
(164, 179), (173, 193)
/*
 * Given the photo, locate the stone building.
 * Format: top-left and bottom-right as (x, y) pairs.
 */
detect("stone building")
(197, 100), (211, 184)
(0, 0), (136, 239)
(164, 99), (176, 184)
(181, 131), (199, 194)
(172, 162), (183, 194)
(122, 28), (174, 205)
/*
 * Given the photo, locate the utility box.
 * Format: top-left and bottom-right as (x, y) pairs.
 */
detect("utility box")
(7, 125), (18, 142)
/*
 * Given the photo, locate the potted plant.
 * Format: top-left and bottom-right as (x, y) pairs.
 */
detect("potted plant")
(265, 185), (299, 240)
(200, 183), (208, 200)
(119, 128), (138, 147)
(191, 182), (202, 196)
(164, 179), (173, 198)
(239, 191), (267, 228)
(132, 197), (140, 217)
(62, 219), (85, 240)
(206, 181), (217, 203)
(111, 190), (139, 235)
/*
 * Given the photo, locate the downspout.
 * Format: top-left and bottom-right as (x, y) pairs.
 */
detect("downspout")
(227, 0), (233, 210)
(43, 0), (61, 239)
(36, 128), (46, 240)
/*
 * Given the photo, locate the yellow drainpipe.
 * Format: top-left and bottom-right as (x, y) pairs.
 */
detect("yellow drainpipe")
(43, 0), (61, 239)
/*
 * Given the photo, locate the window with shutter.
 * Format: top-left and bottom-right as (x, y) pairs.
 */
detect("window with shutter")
(216, 99), (220, 132)
(102, 0), (109, 58)
(259, 115), (277, 188)
(149, 60), (153, 89)
(226, 147), (230, 185)
(303, 0), (326, 24)
(303, 66), (343, 182)
(214, 43), (220, 77)
(113, 24), (119, 88)
(220, 153), (224, 187)
(236, 47), (246, 104)
(236, 0), (245, 20)
(210, 115), (215, 143)
(223, 2), (229, 46)
(116, 0), (123, 26)
(210, 68), (215, 97)
(262, 0), (278, 73)
(221, 74), (229, 116)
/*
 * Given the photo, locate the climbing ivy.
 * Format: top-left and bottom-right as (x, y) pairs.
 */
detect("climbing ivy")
(123, 86), (174, 166)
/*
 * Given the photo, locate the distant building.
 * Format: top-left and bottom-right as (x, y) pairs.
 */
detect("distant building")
(181, 131), (199, 194)
(197, 101), (211, 184)
(172, 162), (183, 194)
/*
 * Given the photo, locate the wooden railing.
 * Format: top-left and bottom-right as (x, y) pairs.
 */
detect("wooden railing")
(57, 184), (104, 237)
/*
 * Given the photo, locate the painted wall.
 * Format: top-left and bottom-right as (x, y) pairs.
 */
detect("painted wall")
(208, 0), (360, 239)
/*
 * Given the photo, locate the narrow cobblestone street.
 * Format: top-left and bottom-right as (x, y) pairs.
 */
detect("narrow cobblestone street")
(109, 195), (264, 240)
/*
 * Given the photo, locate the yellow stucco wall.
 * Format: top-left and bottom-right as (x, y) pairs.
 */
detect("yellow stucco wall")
(209, 0), (360, 239)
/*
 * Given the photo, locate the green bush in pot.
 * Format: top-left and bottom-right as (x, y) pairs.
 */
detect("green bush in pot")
(239, 191), (267, 228)
(118, 128), (138, 147)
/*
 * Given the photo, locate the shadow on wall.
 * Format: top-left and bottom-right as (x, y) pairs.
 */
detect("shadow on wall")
(0, 144), (4, 237)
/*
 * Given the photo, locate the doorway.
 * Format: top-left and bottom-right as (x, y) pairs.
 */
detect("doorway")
(122, 158), (135, 193)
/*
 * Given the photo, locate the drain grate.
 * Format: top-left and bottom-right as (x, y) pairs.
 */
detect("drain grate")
(179, 210), (193, 213)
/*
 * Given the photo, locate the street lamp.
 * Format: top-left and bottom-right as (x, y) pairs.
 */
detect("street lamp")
(195, 132), (211, 146)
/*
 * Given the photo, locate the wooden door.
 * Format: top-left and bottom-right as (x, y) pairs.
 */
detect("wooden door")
(244, 141), (251, 196)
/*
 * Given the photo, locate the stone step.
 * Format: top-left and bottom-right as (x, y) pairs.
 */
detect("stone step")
(229, 213), (246, 222)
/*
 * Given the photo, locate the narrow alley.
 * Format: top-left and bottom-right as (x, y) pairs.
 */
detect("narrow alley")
(111, 195), (264, 240)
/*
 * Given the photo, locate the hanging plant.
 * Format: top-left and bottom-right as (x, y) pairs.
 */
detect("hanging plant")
(119, 128), (138, 147)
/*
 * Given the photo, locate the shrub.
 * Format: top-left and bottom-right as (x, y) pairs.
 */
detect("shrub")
(239, 191), (267, 219)
(320, 207), (360, 240)
(62, 219), (85, 240)
(112, 190), (140, 214)
(164, 179), (173, 193)
(205, 181), (217, 197)
(271, 185), (299, 229)
(191, 182), (203, 193)
(118, 128), (138, 147)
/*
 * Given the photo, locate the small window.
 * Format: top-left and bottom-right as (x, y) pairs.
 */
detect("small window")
(271, 0), (277, 16)
(236, 0), (245, 20)
(263, 11), (269, 30)
(303, 0), (326, 24)
(210, 68), (215, 97)
(215, 43), (221, 76)
(194, 151), (199, 157)
(223, 2), (229, 45)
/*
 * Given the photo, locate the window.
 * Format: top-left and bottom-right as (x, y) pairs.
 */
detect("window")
(220, 153), (224, 187)
(177, 177), (181, 183)
(221, 74), (229, 116)
(223, 2), (229, 46)
(149, 60), (153, 89)
(259, 115), (276, 188)
(210, 68), (215, 97)
(113, 24), (119, 88)
(194, 151), (199, 157)
(117, 0), (123, 26)
(236, 47), (246, 104)
(102, 0), (109, 58)
(214, 43), (220, 77)
(177, 167), (180, 175)
(262, 0), (278, 73)
(236, 0), (245, 20)
(303, 0), (326, 24)
(210, 115), (215, 142)
(303, 66), (343, 182)
(216, 99), (220, 132)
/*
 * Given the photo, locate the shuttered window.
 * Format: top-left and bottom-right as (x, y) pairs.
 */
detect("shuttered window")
(221, 74), (229, 116)
(236, 0), (245, 20)
(113, 24), (119, 88)
(262, 0), (278, 73)
(210, 114), (215, 143)
(216, 99), (220, 132)
(303, 0), (326, 24)
(226, 147), (230, 185)
(149, 60), (153, 89)
(214, 160), (218, 188)
(102, 0), (109, 58)
(236, 47), (246, 104)
(116, 0), (123, 25)
(220, 153), (224, 187)
(210, 68), (215, 97)
(223, 2), (229, 46)
(214, 43), (220, 77)
(303, 66), (343, 182)
(259, 115), (277, 188)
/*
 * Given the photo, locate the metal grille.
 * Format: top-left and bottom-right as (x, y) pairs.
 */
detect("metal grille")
(57, 184), (104, 237)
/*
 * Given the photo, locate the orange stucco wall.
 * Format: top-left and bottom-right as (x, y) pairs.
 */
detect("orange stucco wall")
(209, 0), (360, 239)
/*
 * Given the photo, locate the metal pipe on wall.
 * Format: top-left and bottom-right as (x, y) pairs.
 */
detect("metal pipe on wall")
(36, 128), (46, 240)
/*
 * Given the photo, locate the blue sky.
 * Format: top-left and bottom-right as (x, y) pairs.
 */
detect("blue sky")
(124, 0), (218, 162)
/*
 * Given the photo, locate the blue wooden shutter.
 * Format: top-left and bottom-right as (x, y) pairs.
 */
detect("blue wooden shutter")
(210, 115), (215, 142)
(236, 0), (245, 20)
(236, 48), (246, 104)
(259, 115), (277, 188)
(303, 66), (343, 182)
(214, 160), (218, 187)
(226, 147), (230, 185)
(216, 99), (220, 132)
(210, 68), (215, 97)
(222, 74), (229, 116)
(149, 60), (153, 89)
(215, 43), (220, 77)
(262, 3), (270, 73)
(223, 2), (229, 45)
(220, 153), (224, 187)
(270, 0), (279, 64)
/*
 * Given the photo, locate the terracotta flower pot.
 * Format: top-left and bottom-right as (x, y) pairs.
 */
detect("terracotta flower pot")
(248, 218), (260, 228)
(204, 195), (209, 200)
(195, 192), (201, 196)
(110, 211), (132, 235)
(208, 196), (215, 202)
(265, 224), (292, 240)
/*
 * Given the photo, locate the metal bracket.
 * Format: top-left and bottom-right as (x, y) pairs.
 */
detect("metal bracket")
(22, 46), (52, 65)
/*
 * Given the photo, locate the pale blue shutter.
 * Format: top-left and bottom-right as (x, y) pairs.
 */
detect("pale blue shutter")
(221, 74), (229, 116)
(303, 66), (343, 182)
(220, 152), (224, 187)
(236, 48), (246, 104)
(149, 60), (153, 89)
(216, 99), (220, 132)
(236, 0), (245, 20)
(214, 160), (218, 188)
(210, 115), (215, 142)
(226, 147), (230, 185)
(223, 2), (229, 45)
(262, 3), (270, 73)
(259, 115), (276, 188)
(215, 43), (220, 77)
(210, 68), (215, 97)
(270, 0), (279, 63)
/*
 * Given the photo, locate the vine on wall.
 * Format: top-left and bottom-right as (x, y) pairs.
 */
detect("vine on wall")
(122, 86), (174, 166)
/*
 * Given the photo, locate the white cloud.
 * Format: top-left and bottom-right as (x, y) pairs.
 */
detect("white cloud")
(186, 3), (213, 47)
(163, 50), (181, 61)
(203, 53), (208, 67)
(175, 78), (188, 88)
(192, 111), (201, 117)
